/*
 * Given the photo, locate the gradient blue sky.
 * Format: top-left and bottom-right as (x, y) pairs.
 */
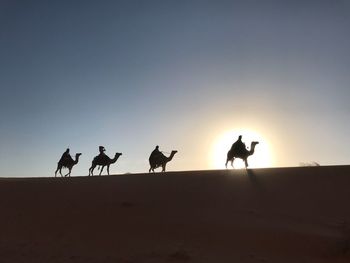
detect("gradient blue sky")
(1, 0), (350, 177)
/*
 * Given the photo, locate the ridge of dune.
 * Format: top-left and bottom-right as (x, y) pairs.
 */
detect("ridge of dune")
(0, 166), (349, 263)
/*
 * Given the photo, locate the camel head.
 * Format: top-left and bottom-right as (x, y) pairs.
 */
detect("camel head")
(111, 152), (122, 162)
(248, 141), (259, 155)
(168, 150), (178, 160)
(72, 153), (82, 165)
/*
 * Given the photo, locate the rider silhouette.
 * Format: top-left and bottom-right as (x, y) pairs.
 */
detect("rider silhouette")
(60, 148), (72, 162)
(98, 146), (108, 161)
(150, 145), (161, 159)
(99, 146), (106, 155)
(231, 135), (246, 154)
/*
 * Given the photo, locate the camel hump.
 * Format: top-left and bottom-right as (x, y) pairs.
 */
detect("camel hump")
(149, 152), (165, 165)
(94, 154), (109, 163)
(59, 155), (73, 164)
(149, 151), (164, 160)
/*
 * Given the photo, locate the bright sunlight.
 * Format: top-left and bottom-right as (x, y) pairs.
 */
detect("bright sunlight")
(210, 129), (273, 169)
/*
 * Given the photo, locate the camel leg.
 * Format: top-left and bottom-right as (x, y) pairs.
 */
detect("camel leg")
(244, 159), (248, 168)
(65, 167), (72, 177)
(99, 166), (105, 176)
(55, 164), (61, 177)
(162, 164), (166, 172)
(107, 165), (110, 175)
(89, 163), (97, 176)
(149, 165), (156, 173)
(55, 167), (59, 177)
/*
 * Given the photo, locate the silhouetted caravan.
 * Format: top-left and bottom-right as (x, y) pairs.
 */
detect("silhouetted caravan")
(55, 152), (82, 177)
(89, 152), (122, 176)
(149, 150), (178, 173)
(225, 141), (259, 168)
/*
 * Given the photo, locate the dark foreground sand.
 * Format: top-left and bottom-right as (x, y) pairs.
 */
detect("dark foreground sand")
(0, 166), (349, 263)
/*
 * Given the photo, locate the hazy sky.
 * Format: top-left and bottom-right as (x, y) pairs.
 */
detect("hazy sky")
(1, 0), (350, 177)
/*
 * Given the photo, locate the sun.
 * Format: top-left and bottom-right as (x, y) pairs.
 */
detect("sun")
(210, 129), (273, 169)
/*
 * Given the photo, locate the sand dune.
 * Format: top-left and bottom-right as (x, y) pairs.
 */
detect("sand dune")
(0, 166), (349, 262)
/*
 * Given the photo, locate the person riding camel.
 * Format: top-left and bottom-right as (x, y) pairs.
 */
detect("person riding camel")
(60, 148), (72, 163)
(231, 135), (246, 154)
(98, 146), (107, 161)
(96, 146), (108, 164)
(99, 146), (106, 155)
(150, 145), (162, 160)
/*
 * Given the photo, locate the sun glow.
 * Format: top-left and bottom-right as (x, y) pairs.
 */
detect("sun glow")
(210, 129), (273, 169)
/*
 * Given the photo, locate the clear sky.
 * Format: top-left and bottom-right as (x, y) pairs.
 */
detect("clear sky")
(1, 0), (350, 177)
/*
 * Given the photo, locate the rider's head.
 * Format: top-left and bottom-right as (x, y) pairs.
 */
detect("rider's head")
(99, 146), (105, 152)
(238, 135), (242, 140)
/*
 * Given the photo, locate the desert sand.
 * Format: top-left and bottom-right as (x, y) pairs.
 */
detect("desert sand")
(0, 166), (349, 263)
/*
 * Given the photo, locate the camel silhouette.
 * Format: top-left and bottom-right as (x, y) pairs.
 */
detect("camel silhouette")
(55, 153), (82, 177)
(89, 152), (122, 176)
(225, 141), (259, 168)
(149, 150), (177, 173)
